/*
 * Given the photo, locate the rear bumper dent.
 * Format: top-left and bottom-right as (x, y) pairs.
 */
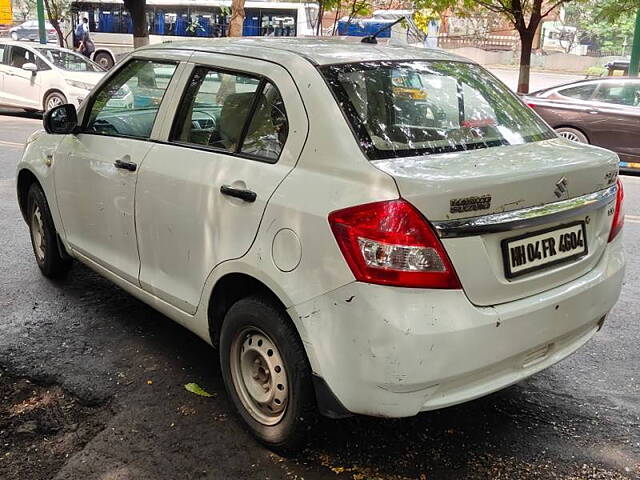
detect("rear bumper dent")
(289, 236), (624, 418)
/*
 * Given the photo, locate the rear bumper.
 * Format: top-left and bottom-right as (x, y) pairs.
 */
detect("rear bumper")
(289, 236), (624, 418)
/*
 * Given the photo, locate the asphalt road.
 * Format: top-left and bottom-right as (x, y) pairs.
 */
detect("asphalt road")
(0, 110), (638, 480)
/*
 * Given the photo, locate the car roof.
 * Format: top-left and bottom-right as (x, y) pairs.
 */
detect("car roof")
(530, 76), (640, 96)
(0, 40), (71, 52)
(137, 37), (471, 66)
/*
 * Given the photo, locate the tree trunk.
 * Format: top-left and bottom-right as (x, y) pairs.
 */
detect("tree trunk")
(53, 21), (64, 47)
(123, 0), (149, 48)
(517, 30), (535, 94)
(42, 0), (63, 47)
(229, 0), (245, 37)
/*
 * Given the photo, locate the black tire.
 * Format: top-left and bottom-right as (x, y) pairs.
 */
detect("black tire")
(93, 52), (115, 70)
(220, 295), (316, 453)
(555, 127), (589, 144)
(43, 91), (67, 112)
(26, 183), (72, 278)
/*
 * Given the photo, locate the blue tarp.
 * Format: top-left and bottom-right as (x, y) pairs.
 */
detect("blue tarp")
(337, 20), (392, 38)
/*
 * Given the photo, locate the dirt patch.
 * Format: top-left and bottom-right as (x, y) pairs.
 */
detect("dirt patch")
(0, 368), (109, 480)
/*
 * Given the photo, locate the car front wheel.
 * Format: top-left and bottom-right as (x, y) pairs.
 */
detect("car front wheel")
(220, 295), (316, 452)
(555, 127), (589, 144)
(44, 91), (67, 112)
(27, 183), (72, 277)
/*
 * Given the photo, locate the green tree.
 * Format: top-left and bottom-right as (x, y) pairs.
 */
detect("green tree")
(42, 0), (69, 47)
(565, 2), (636, 54)
(422, 0), (583, 93)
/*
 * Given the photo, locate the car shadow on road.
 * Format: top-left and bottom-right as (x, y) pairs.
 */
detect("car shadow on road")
(0, 109), (42, 120)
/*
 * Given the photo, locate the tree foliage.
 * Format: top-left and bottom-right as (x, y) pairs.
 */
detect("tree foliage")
(565, 1), (637, 53)
(415, 0), (583, 92)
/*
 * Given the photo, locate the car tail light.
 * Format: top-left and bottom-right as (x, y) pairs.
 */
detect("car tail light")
(608, 179), (624, 242)
(328, 199), (461, 289)
(525, 102), (537, 109)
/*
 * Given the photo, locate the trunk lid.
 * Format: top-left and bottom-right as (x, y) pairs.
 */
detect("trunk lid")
(372, 138), (619, 306)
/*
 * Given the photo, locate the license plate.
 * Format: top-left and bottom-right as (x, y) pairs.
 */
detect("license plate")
(502, 221), (588, 279)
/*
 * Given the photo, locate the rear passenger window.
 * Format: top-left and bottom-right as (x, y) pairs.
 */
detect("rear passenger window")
(172, 67), (288, 162)
(85, 59), (177, 139)
(558, 84), (597, 100)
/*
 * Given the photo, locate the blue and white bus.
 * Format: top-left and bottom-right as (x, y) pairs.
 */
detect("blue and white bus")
(71, 0), (319, 68)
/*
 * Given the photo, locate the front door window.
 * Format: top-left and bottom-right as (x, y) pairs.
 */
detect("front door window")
(85, 59), (177, 139)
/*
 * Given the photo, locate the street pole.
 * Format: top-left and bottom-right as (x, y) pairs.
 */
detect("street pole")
(36, 0), (46, 44)
(630, 7), (640, 76)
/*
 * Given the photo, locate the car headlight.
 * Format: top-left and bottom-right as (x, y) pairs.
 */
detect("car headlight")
(65, 79), (94, 90)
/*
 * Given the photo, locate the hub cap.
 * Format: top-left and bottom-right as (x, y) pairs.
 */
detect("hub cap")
(31, 206), (46, 263)
(557, 131), (583, 143)
(47, 96), (63, 110)
(230, 327), (288, 425)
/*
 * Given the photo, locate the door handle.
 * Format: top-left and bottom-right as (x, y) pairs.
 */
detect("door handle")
(587, 110), (599, 115)
(114, 158), (137, 172)
(220, 184), (257, 203)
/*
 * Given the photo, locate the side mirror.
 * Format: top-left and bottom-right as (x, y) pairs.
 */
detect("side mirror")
(22, 62), (38, 74)
(43, 104), (78, 134)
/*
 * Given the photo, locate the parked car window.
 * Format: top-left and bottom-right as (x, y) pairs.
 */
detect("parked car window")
(557, 84), (597, 100)
(173, 68), (272, 155)
(35, 56), (50, 71)
(0, 45), (6, 65)
(9, 47), (37, 69)
(322, 61), (555, 160)
(38, 48), (102, 72)
(592, 81), (640, 107)
(85, 59), (177, 139)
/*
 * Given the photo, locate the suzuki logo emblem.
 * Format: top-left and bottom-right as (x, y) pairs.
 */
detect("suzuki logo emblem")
(554, 177), (568, 198)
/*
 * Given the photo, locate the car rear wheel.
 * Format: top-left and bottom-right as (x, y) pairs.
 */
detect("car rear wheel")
(27, 183), (72, 278)
(44, 91), (67, 112)
(555, 127), (589, 144)
(220, 295), (316, 452)
(10, 32), (18, 41)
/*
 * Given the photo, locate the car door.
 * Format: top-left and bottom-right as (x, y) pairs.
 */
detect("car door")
(2, 45), (42, 109)
(587, 80), (640, 162)
(53, 57), (179, 285)
(135, 54), (309, 314)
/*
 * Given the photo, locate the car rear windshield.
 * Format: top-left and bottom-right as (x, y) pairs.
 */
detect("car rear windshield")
(38, 48), (103, 72)
(321, 60), (555, 160)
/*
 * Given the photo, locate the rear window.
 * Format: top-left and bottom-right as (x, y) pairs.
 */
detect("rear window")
(321, 60), (555, 160)
(557, 84), (597, 100)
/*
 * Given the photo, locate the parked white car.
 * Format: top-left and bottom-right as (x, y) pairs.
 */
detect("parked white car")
(0, 41), (105, 111)
(16, 39), (625, 451)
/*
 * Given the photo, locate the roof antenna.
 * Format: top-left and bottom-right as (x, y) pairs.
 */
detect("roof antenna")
(361, 15), (407, 44)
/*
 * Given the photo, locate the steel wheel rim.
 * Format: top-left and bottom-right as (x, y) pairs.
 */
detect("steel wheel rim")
(97, 57), (110, 69)
(31, 206), (46, 263)
(558, 131), (582, 143)
(230, 327), (289, 426)
(47, 96), (63, 110)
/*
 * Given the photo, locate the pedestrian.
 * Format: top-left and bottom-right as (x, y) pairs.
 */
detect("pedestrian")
(77, 17), (95, 59)
(74, 16), (87, 48)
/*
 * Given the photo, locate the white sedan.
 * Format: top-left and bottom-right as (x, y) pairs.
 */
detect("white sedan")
(0, 41), (106, 111)
(16, 38), (625, 451)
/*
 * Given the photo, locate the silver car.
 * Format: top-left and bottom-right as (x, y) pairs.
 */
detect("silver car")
(9, 20), (57, 43)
